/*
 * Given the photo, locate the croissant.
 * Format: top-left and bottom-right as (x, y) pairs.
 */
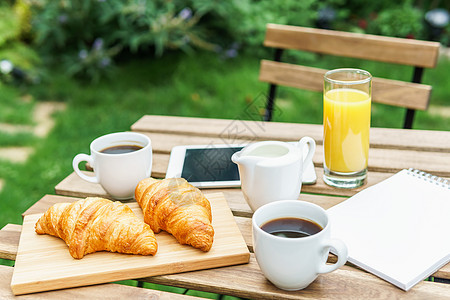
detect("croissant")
(35, 197), (158, 259)
(135, 177), (214, 252)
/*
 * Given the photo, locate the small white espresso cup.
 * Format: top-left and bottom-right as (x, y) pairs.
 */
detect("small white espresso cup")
(72, 132), (152, 200)
(252, 200), (348, 291)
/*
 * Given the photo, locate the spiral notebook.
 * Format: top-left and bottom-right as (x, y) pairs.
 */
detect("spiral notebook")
(327, 169), (450, 291)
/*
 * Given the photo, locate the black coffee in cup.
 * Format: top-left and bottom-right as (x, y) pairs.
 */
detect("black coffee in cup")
(260, 217), (323, 238)
(101, 145), (143, 154)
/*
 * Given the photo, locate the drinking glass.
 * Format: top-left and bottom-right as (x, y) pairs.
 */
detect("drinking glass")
(323, 68), (372, 188)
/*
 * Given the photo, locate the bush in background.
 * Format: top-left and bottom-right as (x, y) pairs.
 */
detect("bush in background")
(0, 2), (39, 79)
(25, 0), (449, 81)
(367, 4), (424, 39)
(28, 0), (215, 81)
(331, 0), (449, 42)
(27, 0), (344, 80)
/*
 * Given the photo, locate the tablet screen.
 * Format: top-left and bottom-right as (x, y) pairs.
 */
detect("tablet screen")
(181, 147), (243, 182)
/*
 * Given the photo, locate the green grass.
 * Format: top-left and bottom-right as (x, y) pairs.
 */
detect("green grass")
(0, 131), (36, 146)
(0, 84), (35, 124)
(0, 50), (449, 297)
(113, 280), (243, 299)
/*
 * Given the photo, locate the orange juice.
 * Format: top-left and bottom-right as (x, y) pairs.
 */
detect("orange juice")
(323, 88), (371, 173)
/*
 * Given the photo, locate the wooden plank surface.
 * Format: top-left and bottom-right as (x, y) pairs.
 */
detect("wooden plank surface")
(22, 195), (81, 217)
(259, 60), (431, 110)
(0, 224), (21, 261)
(55, 165), (449, 203)
(56, 130), (450, 185)
(135, 132), (450, 176)
(29, 191), (348, 221)
(131, 115), (450, 152)
(0, 265), (200, 300)
(10, 193), (250, 295)
(2, 199), (450, 299)
(143, 256), (450, 300)
(53, 168), (378, 204)
(124, 127), (450, 177)
(16, 195), (450, 281)
(263, 24), (440, 68)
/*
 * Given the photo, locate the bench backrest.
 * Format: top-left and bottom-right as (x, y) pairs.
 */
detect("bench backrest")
(259, 24), (441, 128)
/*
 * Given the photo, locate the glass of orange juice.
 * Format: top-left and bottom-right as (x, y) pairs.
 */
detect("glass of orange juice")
(323, 69), (372, 188)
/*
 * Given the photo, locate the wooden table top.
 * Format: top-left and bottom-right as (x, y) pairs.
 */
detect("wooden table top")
(1, 115), (449, 299)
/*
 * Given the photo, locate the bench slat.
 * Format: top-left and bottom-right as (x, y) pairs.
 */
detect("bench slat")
(131, 115), (450, 152)
(0, 265), (198, 299)
(264, 24), (440, 68)
(133, 132), (450, 177)
(0, 224), (20, 260)
(259, 60), (431, 110)
(56, 157), (450, 202)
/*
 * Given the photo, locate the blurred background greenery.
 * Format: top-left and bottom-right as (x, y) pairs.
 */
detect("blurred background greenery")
(2, 0), (450, 82)
(0, 0), (449, 297)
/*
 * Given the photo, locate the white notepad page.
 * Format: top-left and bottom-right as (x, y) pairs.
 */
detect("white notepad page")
(327, 169), (450, 291)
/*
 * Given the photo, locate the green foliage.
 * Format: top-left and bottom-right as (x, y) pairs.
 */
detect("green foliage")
(0, 4), (20, 47)
(0, 41), (40, 71)
(28, 0), (339, 80)
(317, 0), (449, 41)
(103, 0), (212, 54)
(191, 0), (319, 51)
(29, 0), (212, 81)
(0, 3), (40, 81)
(29, 0), (448, 81)
(367, 2), (424, 38)
(31, 1), (106, 53)
(14, 0), (33, 40)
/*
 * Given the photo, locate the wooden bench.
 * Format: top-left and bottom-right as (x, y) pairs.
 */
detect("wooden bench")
(260, 24), (441, 128)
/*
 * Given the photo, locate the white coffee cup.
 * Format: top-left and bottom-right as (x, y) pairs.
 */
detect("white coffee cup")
(72, 132), (152, 200)
(232, 137), (316, 211)
(252, 200), (348, 291)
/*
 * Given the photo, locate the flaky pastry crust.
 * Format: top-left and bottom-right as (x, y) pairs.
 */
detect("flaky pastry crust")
(35, 197), (157, 259)
(135, 178), (214, 251)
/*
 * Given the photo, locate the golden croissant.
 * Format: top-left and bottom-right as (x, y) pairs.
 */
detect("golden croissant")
(135, 177), (214, 252)
(35, 197), (158, 259)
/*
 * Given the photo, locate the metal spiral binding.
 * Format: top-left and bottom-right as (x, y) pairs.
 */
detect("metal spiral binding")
(407, 168), (450, 189)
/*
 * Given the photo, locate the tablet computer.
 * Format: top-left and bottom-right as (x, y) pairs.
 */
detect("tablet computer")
(165, 143), (317, 188)
(165, 144), (243, 188)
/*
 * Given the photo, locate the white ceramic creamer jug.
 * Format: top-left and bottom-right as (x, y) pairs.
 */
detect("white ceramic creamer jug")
(231, 137), (316, 211)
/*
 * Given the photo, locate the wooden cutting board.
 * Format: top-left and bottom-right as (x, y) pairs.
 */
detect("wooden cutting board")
(11, 193), (250, 295)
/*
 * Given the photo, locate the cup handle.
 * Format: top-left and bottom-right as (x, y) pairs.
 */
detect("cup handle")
(298, 137), (316, 173)
(317, 239), (348, 274)
(72, 154), (99, 184)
